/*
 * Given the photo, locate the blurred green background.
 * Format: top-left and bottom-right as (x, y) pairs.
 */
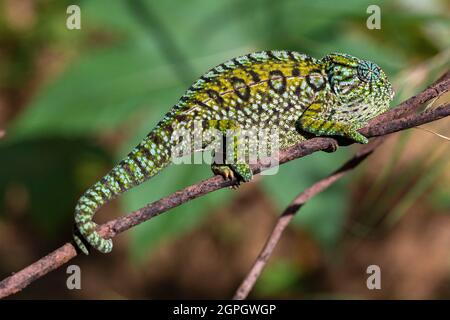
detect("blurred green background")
(0, 0), (449, 299)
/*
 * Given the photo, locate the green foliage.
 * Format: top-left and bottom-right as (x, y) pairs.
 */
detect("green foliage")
(254, 259), (303, 297)
(0, 138), (111, 237)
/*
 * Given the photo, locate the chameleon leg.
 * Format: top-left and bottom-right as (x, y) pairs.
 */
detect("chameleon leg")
(297, 103), (369, 144)
(209, 120), (253, 183)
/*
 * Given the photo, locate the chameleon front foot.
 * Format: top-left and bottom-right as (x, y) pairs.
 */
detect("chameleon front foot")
(297, 104), (369, 145)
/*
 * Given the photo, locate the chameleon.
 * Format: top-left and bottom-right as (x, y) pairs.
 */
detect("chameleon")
(73, 50), (394, 255)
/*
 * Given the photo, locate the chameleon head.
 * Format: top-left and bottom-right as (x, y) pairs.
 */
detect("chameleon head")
(323, 53), (395, 125)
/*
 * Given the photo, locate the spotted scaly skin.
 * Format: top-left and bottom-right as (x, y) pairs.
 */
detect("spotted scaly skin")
(74, 50), (394, 254)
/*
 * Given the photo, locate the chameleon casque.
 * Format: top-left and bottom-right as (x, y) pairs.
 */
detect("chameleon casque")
(73, 50), (394, 254)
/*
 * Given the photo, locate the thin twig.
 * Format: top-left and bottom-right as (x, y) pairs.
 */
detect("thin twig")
(233, 138), (384, 300)
(0, 72), (448, 299)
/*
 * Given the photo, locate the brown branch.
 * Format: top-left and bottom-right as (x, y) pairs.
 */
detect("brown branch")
(233, 139), (384, 300)
(0, 71), (448, 299)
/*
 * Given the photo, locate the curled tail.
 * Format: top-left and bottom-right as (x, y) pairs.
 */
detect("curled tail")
(74, 130), (172, 254)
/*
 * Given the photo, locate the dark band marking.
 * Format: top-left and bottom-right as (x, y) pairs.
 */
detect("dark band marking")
(121, 160), (137, 184)
(138, 144), (152, 160)
(152, 133), (164, 145)
(247, 70), (261, 83)
(291, 67), (300, 77)
(200, 75), (212, 83)
(230, 76), (250, 101)
(247, 53), (259, 63)
(112, 170), (127, 193)
(131, 153), (149, 175)
(175, 114), (189, 123)
(327, 108), (337, 121)
(220, 62), (233, 71)
(316, 119), (328, 132)
(100, 177), (116, 196)
(97, 185), (111, 200)
(285, 101), (298, 113)
(232, 58), (243, 67)
(268, 70), (287, 94)
(267, 51), (278, 60)
(187, 84), (202, 93)
(83, 193), (98, 209)
(306, 73), (326, 92)
(193, 98), (213, 109)
(287, 51), (297, 62)
(206, 89), (224, 106)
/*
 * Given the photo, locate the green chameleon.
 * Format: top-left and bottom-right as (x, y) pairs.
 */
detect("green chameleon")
(73, 51), (394, 254)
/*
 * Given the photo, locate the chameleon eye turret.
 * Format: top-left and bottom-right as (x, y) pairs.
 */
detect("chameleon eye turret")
(73, 50), (394, 254)
(357, 60), (381, 82)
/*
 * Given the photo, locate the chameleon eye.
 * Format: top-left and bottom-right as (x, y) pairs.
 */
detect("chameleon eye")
(357, 61), (380, 82)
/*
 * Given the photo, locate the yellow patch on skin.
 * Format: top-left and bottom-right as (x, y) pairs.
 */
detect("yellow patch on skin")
(189, 59), (318, 110)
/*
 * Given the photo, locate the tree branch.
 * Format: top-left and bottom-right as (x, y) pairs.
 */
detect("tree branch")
(0, 71), (448, 299)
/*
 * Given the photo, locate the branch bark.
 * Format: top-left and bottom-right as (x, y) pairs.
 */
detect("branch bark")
(0, 72), (448, 299)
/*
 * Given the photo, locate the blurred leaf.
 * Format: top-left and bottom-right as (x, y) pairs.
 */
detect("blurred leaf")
(0, 138), (111, 237)
(255, 259), (302, 297)
(431, 182), (450, 210)
(11, 41), (184, 138)
(386, 149), (450, 226)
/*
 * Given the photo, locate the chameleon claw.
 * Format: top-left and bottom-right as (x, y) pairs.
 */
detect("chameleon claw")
(212, 165), (235, 181)
(323, 139), (339, 153)
(211, 164), (245, 189)
(230, 180), (242, 190)
(225, 169), (235, 180)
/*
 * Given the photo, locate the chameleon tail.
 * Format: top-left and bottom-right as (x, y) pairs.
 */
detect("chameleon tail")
(74, 129), (172, 254)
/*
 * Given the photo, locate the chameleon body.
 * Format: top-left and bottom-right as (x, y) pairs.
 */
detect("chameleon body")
(74, 50), (394, 254)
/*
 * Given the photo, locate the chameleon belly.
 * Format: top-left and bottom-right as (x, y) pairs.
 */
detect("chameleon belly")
(73, 50), (394, 254)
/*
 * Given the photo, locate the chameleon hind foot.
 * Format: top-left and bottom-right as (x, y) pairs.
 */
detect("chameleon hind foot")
(212, 164), (235, 180)
(211, 163), (253, 187)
